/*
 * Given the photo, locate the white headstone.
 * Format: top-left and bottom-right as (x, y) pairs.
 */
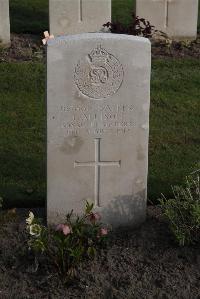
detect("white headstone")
(0, 0), (10, 46)
(136, 0), (199, 40)
(47, 33), (151, 228)
(49, 0), (111, 36)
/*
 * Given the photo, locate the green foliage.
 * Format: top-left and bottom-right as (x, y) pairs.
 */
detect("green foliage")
(26, 202), (108, 279)
(159, 175), (200, 246)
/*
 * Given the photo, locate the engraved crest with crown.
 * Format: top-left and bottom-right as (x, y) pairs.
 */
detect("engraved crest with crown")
(74, 45), (124, 99)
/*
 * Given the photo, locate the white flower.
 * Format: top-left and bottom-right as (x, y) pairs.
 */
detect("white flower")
(26, 211), (34, 225)
(29, 224), (41, 237)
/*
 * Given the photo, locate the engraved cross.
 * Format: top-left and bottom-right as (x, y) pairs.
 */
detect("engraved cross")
(164, 0), (171, 28)
(156, 0), (171, 28)
(79, 0), (83, 22)
(74, 138), (121, 207)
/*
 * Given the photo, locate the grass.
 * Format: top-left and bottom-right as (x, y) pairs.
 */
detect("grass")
(0, 63), (45, 207)
(0, 59), (199, 207)
(112, 0), (135, 25)
(149, 59), (200, 200)
(10, 0), (48, 34)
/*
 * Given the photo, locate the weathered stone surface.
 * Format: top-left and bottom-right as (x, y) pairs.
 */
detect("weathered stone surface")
(47, 33), (151, 228)
(136, 0), (199, 40)
(49, 0), (111, 36)
(0, 0), (10, 46)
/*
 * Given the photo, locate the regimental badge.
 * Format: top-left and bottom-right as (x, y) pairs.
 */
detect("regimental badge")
(74, 45), (124, 100)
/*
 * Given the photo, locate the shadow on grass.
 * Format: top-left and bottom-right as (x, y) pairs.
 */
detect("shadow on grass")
(10, 0), (49, 34)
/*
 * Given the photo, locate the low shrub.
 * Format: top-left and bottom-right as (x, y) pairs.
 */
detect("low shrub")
(103, 13), (155, 38)
(26, 201), (108, 279)
(159, 175), (200, 246)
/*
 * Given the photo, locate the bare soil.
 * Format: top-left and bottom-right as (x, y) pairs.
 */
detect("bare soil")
(0, 34), (44, 62)
(151, 37), (200, 59)
(0, 34), (200, 63)
(0, 207), (199, 299)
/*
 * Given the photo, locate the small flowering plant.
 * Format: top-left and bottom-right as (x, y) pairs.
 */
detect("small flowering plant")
(26, 202), (108, 278)
(159, 175), (200, 246)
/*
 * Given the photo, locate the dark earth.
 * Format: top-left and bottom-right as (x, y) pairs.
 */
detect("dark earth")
(0, 207), (199, 299)
(0, 33), (200, 62)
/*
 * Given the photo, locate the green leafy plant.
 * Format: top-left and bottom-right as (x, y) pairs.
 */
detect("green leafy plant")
(26, 201), (108, 279)
(159, 175), (200, 246)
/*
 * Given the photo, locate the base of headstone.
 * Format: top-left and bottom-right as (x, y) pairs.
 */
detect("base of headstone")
(0, 40), (11, 48)
(0, 0), (10, 47)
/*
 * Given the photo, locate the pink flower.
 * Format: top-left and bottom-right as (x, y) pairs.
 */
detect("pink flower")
(56, 224), (72, 235)
(100, 228), (108, 236)
(42, 31), (54, 45)
(62, 225), (72, 236)
(88, 212), (101, 223)
(56, 224), (65, 231)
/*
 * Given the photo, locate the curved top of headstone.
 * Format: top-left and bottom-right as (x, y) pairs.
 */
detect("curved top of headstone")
(46, 30), (151, 228)
(47, 33), (151, 46)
